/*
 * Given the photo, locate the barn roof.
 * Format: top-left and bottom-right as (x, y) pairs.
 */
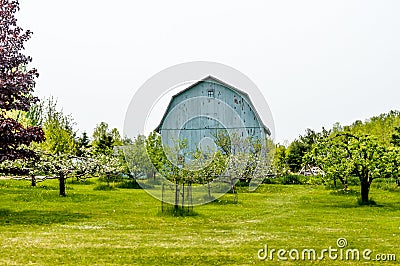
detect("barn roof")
(155, 75), (271, 136)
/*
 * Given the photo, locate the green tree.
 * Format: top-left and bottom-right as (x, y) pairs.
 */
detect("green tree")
(286, 139), (306, 172)
(345, 110), (400, 146)
(286, 128), (330, 172)
(193, 149), (228, 200)
(122, 135), (154, 180)
(32, 97), (77, 155)
(145, 132), (193, 210)
(391, 126), (400, 147)
(92, 122), (122, 155)
(309, 132), (399, 203)
(273, 144), (288, 176)
(76, 132), (91, 157)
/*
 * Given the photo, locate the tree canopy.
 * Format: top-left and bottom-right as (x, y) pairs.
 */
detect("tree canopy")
(0, 0), (45, 165)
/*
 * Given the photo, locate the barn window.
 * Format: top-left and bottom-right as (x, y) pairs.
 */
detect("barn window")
(207, 89), (214, 97)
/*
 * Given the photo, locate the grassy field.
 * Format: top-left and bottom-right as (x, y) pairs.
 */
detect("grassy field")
(0, 179), (399, 265)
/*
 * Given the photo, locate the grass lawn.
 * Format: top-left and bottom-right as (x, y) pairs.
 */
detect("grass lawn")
(0, 179), (399, 265)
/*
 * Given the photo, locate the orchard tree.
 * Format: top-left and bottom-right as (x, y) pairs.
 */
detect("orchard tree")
(145, 131), (192, 210)
(94, 153), (124, 187)
(0, 0), (45, 165)
(0, 151), (100, 196)
(309, 132), (399, 204)
(122, 135), (154, 180)
(193, 149), (227, 200)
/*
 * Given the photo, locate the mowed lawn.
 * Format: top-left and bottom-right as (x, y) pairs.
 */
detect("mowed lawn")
(0, 179), (399, 265)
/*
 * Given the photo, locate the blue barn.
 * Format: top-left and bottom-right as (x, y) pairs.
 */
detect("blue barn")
(155, 76), (270, 164)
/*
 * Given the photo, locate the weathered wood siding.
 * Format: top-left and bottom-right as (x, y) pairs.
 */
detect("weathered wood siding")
(158, 77), (268, 154)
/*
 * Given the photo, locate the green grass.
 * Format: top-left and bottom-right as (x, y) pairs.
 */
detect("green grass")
(0, 179), (399, 265)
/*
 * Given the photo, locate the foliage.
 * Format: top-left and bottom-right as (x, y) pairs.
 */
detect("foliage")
(285, 139), (307, 172)
(94, 153), (124, 186)
(285, 128), (330, 172)
(37, 98), (77, 154)
(122, 134), (154, 180)
(344, 110), (400, 146)
(0, 0), (45, 164)
(266, 173), (324, 185)
(145, 130), (273, 207)
(92, 122), (122, 155)
(307, 132), (400, 203)
(273, 144), (288, 176)
(391, 126), (400, 146)
(76, 132), (91, 157)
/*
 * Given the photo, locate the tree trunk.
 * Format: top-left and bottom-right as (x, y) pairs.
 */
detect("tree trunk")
(343, 179), (348, 190)
(59, 174), (66, 197)
(187, 183), (191, 212)
(207, 182), (211, 198)
(31, 175), (36, 187)
(230, 179), (237, 203)
(360, 180), (370, 203)
(174, 181), (179, 210)
(182, 183), (185, 208)
(161, 183), (164, 213)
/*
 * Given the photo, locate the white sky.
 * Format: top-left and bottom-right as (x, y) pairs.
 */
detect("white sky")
(17, 0), (400, 143)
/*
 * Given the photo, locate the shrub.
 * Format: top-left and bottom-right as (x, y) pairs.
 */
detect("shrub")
(93, 184), (117, 191)
(116, 180), (142, 189)
(372, 178), (400, 192)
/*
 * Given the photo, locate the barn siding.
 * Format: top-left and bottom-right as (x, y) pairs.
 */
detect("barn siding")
(158, 77), (267, 155)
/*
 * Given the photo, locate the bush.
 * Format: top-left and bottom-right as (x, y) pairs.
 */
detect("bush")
(325, 176), (359, 189)
(298, 174), (324, 185)
(93, 184), (117, 191)
(372, 178), (400, 192)
(116, 180), (142, 189)
(235, 180), (250, 187)
(266, 174), (324, 185)
(98, 174), (125, 184)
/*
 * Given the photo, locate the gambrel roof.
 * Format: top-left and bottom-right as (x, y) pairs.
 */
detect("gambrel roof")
(155, 75), (271, 136)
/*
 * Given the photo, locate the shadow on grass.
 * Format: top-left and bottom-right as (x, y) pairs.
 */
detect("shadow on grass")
(157, 205), (198, 217)
(357, 198), (387, 207)
(0, 209), (90, 225)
